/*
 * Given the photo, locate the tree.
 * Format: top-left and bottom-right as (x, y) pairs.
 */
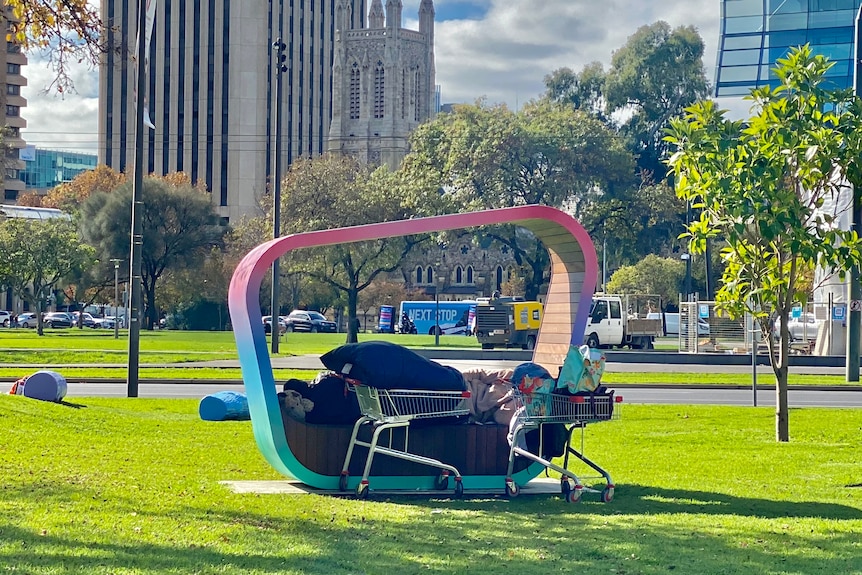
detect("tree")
(665, 46), (862, 442)
(79, 174), (227, 329)
(544, 62), (607, 120)
(605, 21), (710, 179)
(4, 0), (103, 94)
(271, 155), (421, 343)
(0, 217), (95, 335)
(606, 254), (685, 308)
(42, 165), (126, 213)
(403, 99), (634, 299)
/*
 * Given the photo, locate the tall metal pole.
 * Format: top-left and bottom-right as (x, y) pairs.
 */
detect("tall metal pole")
(127, 0), (148, 398)
(848, 6), (862, 382)
(271, 10), (286, 354)
(435, 281), (440, 346)
(111, 259), (122, 340)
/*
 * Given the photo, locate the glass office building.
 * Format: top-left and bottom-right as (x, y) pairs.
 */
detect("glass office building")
(20, 148), (97, 191)
(716, 0), (861, 96)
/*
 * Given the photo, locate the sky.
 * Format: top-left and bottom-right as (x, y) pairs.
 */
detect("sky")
(20, 0), (744, 154)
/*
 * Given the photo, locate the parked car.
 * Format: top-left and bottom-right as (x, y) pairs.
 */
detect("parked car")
(284, 310), (337, 333)
(0, 310), (11, 327)
(43, 312), (73, 328)
(103, 315), (126, 328)
(774, 313), (823, 342)
(71, 311), (98, 328)
(647, 312), (710, 337)
(262, 315), (287, 334)
(16, 312), (38, 328)
(95, 316), (117, 329)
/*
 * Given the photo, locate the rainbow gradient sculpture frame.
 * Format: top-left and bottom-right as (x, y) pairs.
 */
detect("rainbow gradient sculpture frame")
(228, 205), (598, 490)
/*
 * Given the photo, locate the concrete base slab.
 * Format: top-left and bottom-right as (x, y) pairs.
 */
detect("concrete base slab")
(220, 476), (570, 497)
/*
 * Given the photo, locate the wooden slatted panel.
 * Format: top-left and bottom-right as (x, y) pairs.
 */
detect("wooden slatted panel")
(283, 418), (531, 476)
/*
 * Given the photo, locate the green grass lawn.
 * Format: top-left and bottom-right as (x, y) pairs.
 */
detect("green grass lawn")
(1, 329), (858, 387)
(2, 395), (860, 574)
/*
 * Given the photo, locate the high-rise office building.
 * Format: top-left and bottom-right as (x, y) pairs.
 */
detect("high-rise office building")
(716, 1), (862, 308)
(716, 0), (859, 97)
(99, 0), (367, 223)
(1, 3), (28, 203)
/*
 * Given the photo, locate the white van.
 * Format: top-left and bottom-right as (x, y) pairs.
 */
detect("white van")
(647, 312), (710, 336)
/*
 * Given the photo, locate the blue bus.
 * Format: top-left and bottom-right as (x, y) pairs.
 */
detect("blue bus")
(399, 300), (477, 336)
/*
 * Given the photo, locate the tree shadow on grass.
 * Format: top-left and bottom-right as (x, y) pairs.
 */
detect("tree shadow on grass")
(3, 480), (862, 575)
(58, 400), (86, 409)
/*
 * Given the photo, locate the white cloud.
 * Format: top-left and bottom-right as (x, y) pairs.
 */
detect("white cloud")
(19, 0), (744, 157)
(22, 54), (100, 153)
(433, 0), (728, 109)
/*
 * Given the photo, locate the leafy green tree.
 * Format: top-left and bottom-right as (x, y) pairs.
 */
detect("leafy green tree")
(605, 21), (710, 179)
(0, 217), (95, 335)
(665, 46), (862, 442)
(544, 62), (607, 120)
(79, 176), (227, 329)
(403, 99), (634, 299)
(269, 154), (421, 343)
(606, 254), (685, 308)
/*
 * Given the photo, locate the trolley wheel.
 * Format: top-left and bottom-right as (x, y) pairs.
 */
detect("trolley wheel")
(601, 485), (615, 503)
(339, 472), (349, 492)
(505, 479), (520, 498)
(355, 481), (370, 499)
(434, 472), (450, 491)
(560, 477), (573, 496)
(454, 479), (464, 499)
(566, 489), (582, 504)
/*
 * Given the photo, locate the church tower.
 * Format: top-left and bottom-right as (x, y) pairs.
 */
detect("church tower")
(328, 0), (436, 170)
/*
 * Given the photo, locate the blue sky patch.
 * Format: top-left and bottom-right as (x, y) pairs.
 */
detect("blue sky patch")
(434, 1), (488, 21)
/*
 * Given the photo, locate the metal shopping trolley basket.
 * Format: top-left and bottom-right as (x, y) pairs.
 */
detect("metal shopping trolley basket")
(505, 388), (622, 503)
(339, 382), (471, 498)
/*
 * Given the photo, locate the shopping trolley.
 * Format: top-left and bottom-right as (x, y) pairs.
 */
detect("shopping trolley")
(339, 382), (471, 498)
(505, 388), (622, 503)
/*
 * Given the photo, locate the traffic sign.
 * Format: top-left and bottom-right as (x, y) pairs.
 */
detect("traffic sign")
(834, 305), (847, 321)
(850, 300), (862, 312)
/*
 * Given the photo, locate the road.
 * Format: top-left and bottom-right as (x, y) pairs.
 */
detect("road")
(60, 354), (862, 407)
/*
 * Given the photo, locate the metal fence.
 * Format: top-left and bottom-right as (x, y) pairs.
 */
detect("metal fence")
(676, 300), (841, 355)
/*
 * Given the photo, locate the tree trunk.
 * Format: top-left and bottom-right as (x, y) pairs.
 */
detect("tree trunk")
(767, 315), (791, 442)
(144, 284), (158, 330)
(35, 298), (44, 336)
(346, 288), (359, 344)
(775, 368), (790, 442)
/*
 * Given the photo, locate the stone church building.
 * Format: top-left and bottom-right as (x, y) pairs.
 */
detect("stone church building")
(327, 0), (523, 303)
(328, 0), (436, 170)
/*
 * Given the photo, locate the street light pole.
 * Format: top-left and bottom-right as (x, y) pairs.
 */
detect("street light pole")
(435, 283), (440, 347)
(126, 0), (148, 398)
(681, 253), (692, 302)
(110, 258), (122, 340)
(270, 28), (287, 354)
(848, 5), (862, 382)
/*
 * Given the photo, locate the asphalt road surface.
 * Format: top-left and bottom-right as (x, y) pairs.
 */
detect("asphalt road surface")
(62, 361), (862, 408)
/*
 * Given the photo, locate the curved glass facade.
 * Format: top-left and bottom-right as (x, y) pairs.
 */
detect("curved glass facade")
(716, 0), (860, 96)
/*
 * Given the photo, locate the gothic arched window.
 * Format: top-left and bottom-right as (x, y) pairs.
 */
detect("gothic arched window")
(349, 62), (360, 120)
(415, 266), (423, 284)
(413, 70), (421, 121)
(455, 266), (463, 284)
(495, 266), (503, 290)
(426, 266), (434, 284)
(467, 266), (474, 284)
(374, 61), (385, 119)
(401, 69), (407, 119)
